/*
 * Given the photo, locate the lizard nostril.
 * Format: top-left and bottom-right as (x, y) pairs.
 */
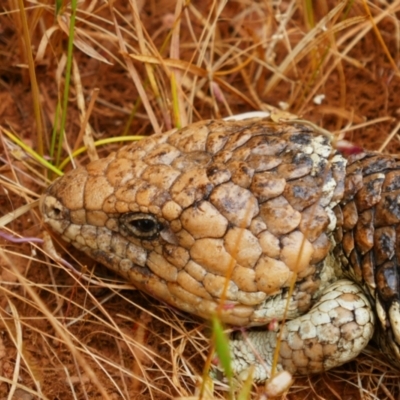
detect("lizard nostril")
(41, 195), (67, 221)
(50, 206), (62, 218)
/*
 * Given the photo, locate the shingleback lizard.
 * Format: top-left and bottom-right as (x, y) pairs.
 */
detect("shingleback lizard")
(40, 117), (400, 381)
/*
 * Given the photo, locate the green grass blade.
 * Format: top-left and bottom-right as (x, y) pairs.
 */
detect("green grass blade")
(55, 0), (78, 167)
(212, 315), (234, 398)
(2, 128), (63, 177)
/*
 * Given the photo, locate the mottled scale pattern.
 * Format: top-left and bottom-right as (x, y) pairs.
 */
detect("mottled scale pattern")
(332, 152), (400, 366)
(40, 118), (400, 380)
(42, 120), (343, 324)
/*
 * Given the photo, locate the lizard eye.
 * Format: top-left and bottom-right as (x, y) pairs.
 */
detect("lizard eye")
(120, 213), (161, 239)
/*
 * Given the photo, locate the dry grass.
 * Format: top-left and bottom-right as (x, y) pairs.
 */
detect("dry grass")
(1, 0), (400, 398)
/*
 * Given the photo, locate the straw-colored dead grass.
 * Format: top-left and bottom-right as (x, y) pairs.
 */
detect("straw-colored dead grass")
(1, 0), (400, 398)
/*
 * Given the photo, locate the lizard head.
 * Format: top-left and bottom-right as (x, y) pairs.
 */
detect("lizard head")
(40, 119), (342, 326)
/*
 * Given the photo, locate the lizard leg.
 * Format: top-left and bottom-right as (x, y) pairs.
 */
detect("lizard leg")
(229, 279), (374, 382)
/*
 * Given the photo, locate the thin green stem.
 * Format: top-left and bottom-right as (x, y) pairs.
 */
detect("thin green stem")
(56, 0), (78, 167)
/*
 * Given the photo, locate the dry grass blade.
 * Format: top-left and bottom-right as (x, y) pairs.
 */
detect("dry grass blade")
(14, 0), (44, 156)
(109, 2), (161, 134)
(264, 1), (348, 95)
(128, 54), (260, 109)
(57, 14), (113, 65)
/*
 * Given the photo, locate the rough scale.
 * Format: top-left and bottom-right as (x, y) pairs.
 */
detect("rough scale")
(40, 118), (400, 381)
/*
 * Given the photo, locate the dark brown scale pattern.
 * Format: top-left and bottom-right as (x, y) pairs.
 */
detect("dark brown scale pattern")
(333, 153), (400, 364)
(334, 153), (400, 288)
